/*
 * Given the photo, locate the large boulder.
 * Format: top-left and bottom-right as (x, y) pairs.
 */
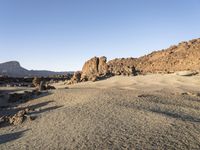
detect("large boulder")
(81, 56), (109, 81)
(81, 57), (99, 77)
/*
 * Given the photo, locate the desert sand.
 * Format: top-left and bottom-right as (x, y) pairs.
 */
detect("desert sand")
(1, 74), (200, 149)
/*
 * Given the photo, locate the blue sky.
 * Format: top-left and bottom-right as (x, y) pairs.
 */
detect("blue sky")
(0, 0), (200, 71)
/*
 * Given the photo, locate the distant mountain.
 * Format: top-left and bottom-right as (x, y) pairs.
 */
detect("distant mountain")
(0, 61), (70, 77)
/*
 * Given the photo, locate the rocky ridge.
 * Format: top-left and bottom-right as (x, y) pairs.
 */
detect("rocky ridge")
(68, 38), (200, 84)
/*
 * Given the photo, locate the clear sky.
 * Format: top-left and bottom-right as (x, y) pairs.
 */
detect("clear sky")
(0, 0), (200, 71)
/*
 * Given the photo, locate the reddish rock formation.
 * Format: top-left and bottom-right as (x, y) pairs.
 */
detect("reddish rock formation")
(108, 38), (200, 74)
(136, 38), (200, 73)
(108, 58), (138, 76)
(67, 71), (82, 84)
(81, 56), (109, 81)
(98, 56), (109, 76)
(67, 38), (200, 84)
(81, 56), (137, 81)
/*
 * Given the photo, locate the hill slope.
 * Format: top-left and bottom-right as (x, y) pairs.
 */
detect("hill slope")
(108, 38), (200, 74)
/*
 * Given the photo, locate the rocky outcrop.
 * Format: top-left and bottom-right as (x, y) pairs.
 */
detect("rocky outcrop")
(0, 108), (36, 126)
(8, 109), (28, 125)
(32, 77), (56, 91)
(136, 38), (200, 73)
(81, 56), (109, 81)
(108, 58), (137, 76)
(98, 56), (109, 76)
(67, 56), (137, 84)
(108, 38), (200, 74)
(67, 71), (82, 84)
(68, 38), (200, 84)
(146, 39), (200, 73)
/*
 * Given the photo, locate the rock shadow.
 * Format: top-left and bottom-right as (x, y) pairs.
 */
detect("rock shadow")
(116, 95), (200, 123)
(0, 100), (63, 128)
(0, 129), (29, 145)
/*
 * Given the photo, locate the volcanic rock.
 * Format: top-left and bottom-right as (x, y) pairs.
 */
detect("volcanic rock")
(81, 56), (110, 81)
(67, 71), (82, 84)
(9, 110), (26, 125)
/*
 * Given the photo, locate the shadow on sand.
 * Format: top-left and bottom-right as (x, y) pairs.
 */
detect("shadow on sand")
(0, 91), (63, 128)
(116, 94), (200, 123)
(0, 129), (29, 145)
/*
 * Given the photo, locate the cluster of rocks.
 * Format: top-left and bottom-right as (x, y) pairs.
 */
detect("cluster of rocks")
(0, 78), (56, 127)
(67, 56), (137, 84)
(66, 38), (200, 85)
(81, 56), (109, 81)
(32, 77), (56, 91)
(0, 76), (69, 88)
(66, 71), (82, 84)
(0, 108), (36, 126)
(108, 58), (137, 76)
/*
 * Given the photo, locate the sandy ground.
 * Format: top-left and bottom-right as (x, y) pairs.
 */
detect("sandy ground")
(0, 74), (200, 149)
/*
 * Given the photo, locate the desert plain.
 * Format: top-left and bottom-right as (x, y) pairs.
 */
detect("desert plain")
(0, 73), (200, 150)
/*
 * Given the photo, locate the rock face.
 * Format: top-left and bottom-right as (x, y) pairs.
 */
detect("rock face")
(67, 56), (138, 84)
(81, 56), (109, 81)
(137, 38), (200, 73)
(108, 58), (137, 76)
(98, 56), (109, 76)
(68, 56), (137, 84)
(67, 38), (200, 85)
(108, 38), (200, 74)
